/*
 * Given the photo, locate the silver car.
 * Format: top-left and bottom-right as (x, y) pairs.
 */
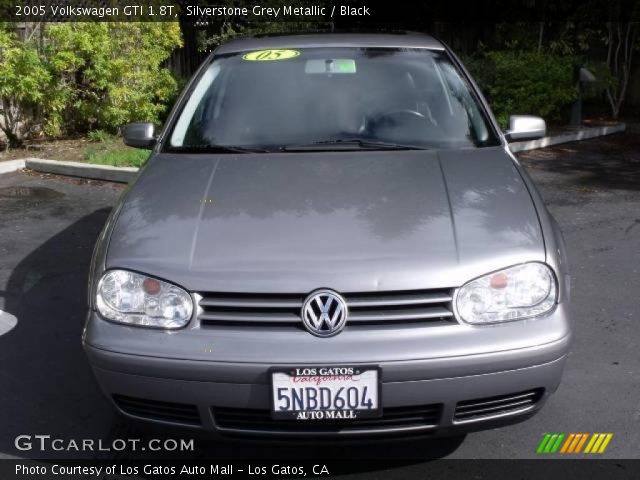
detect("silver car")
(83, 33), (571, 438)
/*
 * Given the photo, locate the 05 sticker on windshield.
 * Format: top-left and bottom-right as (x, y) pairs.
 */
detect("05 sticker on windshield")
(242, 49), (301, 61)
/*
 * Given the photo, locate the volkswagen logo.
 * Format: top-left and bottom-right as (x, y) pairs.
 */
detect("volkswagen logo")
(301, 290), (348, 337)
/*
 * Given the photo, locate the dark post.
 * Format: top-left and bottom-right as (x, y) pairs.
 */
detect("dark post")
(570, 66), (596, 127)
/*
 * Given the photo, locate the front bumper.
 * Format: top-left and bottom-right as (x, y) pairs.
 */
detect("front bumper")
(83, 304), (571, 438)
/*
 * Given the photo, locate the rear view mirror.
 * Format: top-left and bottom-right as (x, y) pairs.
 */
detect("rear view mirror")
(123, 122), (156, 149)
(505, 115), (546, 142)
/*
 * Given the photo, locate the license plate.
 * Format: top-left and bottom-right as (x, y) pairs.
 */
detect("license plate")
(271, 366), (380, 420)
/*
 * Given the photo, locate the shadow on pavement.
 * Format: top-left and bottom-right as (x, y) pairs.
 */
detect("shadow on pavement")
(0, 208), (116, 459)
(519, 133), (640, 191)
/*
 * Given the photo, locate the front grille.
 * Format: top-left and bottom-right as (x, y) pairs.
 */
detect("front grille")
(212, 404), (443, 435)
(454, 389), (544, 422)
(113, 395), (201, 426)
(197, 289), (456, 328)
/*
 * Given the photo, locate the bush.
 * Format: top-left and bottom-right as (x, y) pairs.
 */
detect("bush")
(465, 51), (578, 128)
(0, 28), (50, 147)
(0, 22), (183, 142)
(87, 129), (114, 143)
(43, 23), (183, 136)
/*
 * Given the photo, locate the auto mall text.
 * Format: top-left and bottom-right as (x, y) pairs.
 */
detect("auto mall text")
(15, 464), (330, 477)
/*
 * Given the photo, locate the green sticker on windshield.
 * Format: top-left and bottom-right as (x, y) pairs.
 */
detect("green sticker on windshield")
(305, 59), (356, 74)
(334, 59), (356, 73)
(243, 49), (300, 61)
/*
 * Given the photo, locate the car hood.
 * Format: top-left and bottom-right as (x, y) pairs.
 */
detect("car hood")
(106, 148), (544, 292)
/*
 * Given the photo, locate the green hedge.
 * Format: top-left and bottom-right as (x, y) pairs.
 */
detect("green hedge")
(464, 51), (578, 128)
(0, 23), (183, 145)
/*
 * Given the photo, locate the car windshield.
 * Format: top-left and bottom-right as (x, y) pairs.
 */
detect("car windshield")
(167, 47), (499, 151)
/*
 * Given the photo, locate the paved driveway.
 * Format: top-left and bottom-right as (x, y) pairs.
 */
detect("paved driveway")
(0, 132), (638, 471)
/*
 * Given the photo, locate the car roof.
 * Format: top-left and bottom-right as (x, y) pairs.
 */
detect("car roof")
(214, 32), (446, 55)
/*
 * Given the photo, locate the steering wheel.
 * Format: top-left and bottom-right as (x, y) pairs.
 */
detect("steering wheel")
(372, 109), (438, 128)
(383, 109), (428, 122)
(365, 108), (436, 137)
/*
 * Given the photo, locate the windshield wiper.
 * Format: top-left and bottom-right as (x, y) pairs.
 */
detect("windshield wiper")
(282, 139), (429, 152)
(166, 144), (272, 154)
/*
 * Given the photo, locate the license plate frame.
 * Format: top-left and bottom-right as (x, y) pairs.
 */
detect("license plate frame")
(270, 365), (382, 421)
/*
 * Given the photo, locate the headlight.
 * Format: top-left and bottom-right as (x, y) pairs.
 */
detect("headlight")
(456, 263), (557, 324)
(96, 270), (193, 329)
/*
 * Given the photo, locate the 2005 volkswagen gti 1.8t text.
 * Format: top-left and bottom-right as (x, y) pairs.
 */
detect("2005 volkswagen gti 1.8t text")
(83, 33), (572, 439)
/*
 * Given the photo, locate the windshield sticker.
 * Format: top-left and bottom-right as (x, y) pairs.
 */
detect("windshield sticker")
(243, 49), (300, 61)
(305, 59), (357, 74)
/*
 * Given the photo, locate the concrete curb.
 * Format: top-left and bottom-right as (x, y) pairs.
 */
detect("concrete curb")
(24, 158), (138, 183)
(509, 123), (626, 152)
(0, 159), (25, 174)
(0, 123), (628, 182)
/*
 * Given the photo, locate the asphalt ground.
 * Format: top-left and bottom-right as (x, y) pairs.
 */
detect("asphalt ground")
(0, 132), (638, 474)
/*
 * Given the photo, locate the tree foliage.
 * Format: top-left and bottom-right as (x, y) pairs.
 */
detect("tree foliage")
(603, 21), (639, 119)
(0, 22), (182, 145)
(0, 26), (50, 147)
(465, 51), (578, 127)
(44, 22), (182, 135)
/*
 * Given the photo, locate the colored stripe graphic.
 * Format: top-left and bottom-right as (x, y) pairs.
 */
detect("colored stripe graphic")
(538, 433), (613, 454)
(568, 433), (582, 453)
(536, 434), (552, 453)
(544, 434), (558, 453)
(585, 433), (613, 454)
(574, 433), (589, 453)
(550, 434), (565, 453)
(584, 434), (599, 453)
(560, 433), (575, 453)
(598, 434), (613, 453)
(536, 433), (565, 453)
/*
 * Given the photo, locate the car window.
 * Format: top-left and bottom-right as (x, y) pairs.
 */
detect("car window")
(168, 47), (499, 151)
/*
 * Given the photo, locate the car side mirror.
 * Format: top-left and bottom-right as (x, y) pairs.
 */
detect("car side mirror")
(505, 115), (546, 142)
(123, 123), (156, 149)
